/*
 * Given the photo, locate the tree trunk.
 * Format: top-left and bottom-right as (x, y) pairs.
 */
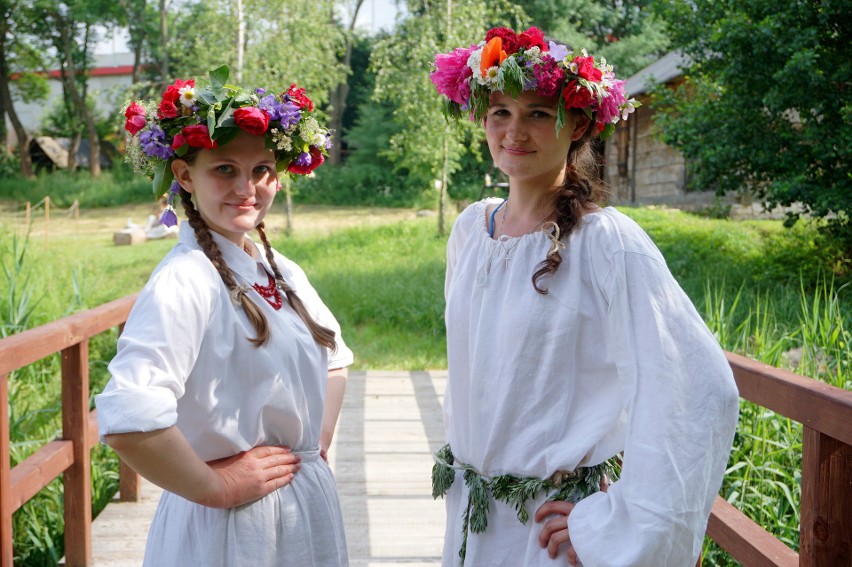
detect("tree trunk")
(160, 0), (169, 84)
(118, 0), (147, 84)
(235, 0), (244, 81)
(58, 23), (100, 177)
(68, 132), (82, 172)
(0, 36), (33, 177)
(327, 0), (365, 165)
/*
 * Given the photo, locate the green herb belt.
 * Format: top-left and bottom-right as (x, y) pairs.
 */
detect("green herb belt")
(431, 443), (619, 563)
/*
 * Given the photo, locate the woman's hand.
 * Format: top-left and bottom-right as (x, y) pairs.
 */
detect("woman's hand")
(536, 501), (579, 565)
(536, 476), (610, 565)
(204, 445), (301, 508)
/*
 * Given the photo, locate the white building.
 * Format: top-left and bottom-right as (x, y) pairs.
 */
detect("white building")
(5, 48), (135, 147)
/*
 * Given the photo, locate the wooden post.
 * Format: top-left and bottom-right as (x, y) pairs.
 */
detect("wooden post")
(72, 200), (80, 236)
(800, 427), (852, 566)
(61, 342), (92, 567)
(25, 201), (31, 227)
(119, 460), (141, 502)
(115, 321), (141, 502)
(0, 374), (12, 567)
(44, 196), (50, 248)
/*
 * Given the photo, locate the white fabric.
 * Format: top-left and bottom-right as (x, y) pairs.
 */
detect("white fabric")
(96, 221), (353, 567)
(442, 200), (739, 567)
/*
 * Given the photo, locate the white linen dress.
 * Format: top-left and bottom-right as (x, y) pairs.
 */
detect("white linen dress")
(442, 200), (740, 566)
(96, 222), (353, 567)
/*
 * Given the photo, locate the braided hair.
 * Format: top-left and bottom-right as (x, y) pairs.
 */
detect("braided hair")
(179, 187), (336, 350)
(531, 118), (606, 294)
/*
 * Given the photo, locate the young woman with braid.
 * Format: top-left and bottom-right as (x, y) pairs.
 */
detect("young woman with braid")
(95, 68), (352, 566)
(430, 28), (740, 566)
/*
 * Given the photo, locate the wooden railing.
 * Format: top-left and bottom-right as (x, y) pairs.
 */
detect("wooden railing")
(0, 295), (139, 567)
(1, 295), (850, 566)
(705, 353), (852, 566)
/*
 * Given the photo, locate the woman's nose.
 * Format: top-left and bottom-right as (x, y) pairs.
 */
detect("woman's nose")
(234, 175), (256, 197)
(506, 117), (527, 141)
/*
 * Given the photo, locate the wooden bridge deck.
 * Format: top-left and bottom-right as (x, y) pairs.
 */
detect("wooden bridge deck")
(70, 370), (447, 567)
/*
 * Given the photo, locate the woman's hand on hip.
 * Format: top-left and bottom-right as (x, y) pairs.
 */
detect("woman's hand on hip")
(204, 445), (300, 508)
(536, 501), (579, 565)
(536, 475), (609, 564)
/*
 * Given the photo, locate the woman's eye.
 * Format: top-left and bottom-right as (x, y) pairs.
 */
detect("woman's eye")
(254, 165), (271, 174)
(216, 165), (233, 174)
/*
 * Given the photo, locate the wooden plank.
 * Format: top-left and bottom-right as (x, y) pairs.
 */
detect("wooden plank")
(62, 342), (92, 567)
(119, 459), (141, 503)
(726, 351), (852, 445)
(9, 441), (74, 512)
(705, 496), (798, 567)
(0, 294), (136, 376)
(0, 374), (12, 567)
(800, 428), (852, 567)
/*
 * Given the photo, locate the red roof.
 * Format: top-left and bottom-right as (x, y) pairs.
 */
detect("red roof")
(11, 65), (135, 80)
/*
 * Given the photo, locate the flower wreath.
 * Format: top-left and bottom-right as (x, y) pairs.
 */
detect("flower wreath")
(122, 65), (330, 226)
(429, 26), (640, 139)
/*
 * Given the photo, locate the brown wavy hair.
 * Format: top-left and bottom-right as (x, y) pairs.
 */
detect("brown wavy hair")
(530, 117), (606, 294)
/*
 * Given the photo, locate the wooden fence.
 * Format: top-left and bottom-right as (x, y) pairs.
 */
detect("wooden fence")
(0, 295), (850, 566)
(0, 295), (137, 567)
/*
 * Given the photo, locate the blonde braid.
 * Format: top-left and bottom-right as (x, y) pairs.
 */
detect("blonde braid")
(179, 188), (270, 347)
(255, 223), (337, 351)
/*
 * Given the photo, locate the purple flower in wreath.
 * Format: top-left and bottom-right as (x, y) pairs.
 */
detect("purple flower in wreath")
(160, 207), (178, 228)
(139, 125), (175, 160)
(277, 101), (302, 129)
(294, 152), (312, 167)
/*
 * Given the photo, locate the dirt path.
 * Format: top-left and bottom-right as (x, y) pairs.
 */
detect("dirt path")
(0, 201), (422, 240)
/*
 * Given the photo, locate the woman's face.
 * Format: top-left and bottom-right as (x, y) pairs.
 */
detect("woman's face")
(172, 130), (279, 246)
(485, 90), (588, 189)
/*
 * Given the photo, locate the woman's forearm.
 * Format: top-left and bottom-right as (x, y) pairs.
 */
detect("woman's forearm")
(320, 367), (348, 451)
(104, 426), (223, 505)
(104, 426), (301, 508)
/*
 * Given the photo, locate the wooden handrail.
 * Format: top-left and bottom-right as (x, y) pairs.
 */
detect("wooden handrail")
(1, 295), (851, 566)
(706, 351), (852, 566)
(0, 294), (137, 567)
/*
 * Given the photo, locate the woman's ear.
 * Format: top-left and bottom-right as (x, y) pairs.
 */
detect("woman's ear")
(571, 113), (592, 141)
(171, 160), (194, 194)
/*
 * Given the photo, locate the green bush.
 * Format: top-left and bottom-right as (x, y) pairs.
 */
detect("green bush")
(0, 164), (152, 208)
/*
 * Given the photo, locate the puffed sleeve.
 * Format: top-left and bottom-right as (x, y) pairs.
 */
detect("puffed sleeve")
(95, 250), (219, 438)
(568, 230), (740, 565)
(445, 202), (479, 299)
(275, 255), (354, 370)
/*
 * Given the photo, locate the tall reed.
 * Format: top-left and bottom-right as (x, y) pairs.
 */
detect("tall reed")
(699, 276), (849, 565)
(1, 229), (120, 565)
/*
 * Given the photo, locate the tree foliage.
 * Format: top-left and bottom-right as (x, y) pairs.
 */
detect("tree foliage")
(166, 0), (346, 105)
(521, 0), (670, 77)
(652, 0), (851, 254)
(370, 0), (524, 200)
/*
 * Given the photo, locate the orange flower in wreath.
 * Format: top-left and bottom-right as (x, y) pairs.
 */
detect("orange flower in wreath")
(480, 36), (508, 77)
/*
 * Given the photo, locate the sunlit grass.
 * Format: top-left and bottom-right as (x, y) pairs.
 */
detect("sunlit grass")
(1, 205), (849, 565)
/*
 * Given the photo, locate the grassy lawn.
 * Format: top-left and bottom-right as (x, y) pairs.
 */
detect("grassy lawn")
(1, 202), (849, 565)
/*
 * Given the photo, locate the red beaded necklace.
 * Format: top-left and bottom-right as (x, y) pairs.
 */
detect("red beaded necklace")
(252, 272), (283, 310)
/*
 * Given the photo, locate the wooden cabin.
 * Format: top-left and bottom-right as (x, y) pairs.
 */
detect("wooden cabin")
(603, 51), (717, 208)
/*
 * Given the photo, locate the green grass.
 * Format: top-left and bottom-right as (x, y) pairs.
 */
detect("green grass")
(0, 165), (153, 209)
(1, 205), (849, 565)
(275, 218), (448, 369)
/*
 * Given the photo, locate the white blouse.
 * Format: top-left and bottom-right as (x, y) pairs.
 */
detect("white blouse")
(96, 221), (353, 566)
(442, 200), (739, 566)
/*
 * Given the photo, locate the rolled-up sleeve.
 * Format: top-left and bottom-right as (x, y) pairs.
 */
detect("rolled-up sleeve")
(96, 252), (217, 438)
